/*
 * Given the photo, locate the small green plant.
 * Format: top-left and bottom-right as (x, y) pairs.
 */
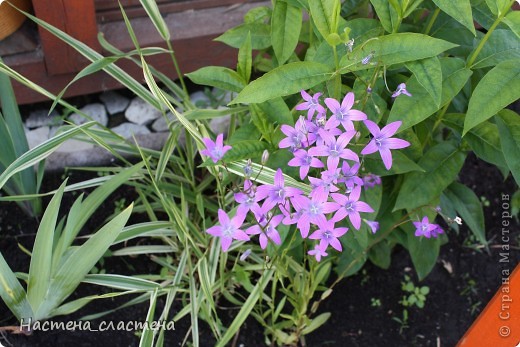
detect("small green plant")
(113, 197), (127, 215)
(480, 196), (490, 207)
(392, 309), (409, 335)
(399, 275), (430, 309)
(460, 273), (482, 315)
(370, 297), (381, 307)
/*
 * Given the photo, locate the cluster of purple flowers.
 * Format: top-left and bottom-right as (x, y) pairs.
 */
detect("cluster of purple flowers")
(201, 90), (440, 261)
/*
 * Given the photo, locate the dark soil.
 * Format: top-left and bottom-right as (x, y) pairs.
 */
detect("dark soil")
(0, 153), (518, 347)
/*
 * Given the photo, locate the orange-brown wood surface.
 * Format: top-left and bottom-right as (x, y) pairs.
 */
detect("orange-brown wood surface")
(32, 0), (100, 75)
(458, 264), (520, 347)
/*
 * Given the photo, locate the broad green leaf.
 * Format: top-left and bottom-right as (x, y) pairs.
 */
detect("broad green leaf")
(444, 182), (487, 246)
(496, 109), (520, 184)
(394, 142), (466, 211)
(222, 140), (269, 163)
(443, 114), (507, 169)
(471, 29), (520, 69)
(336, 230), (367, 277)
(309, 0), (340, 40)
(35, 205), (133, 320)
(504, 11), (520, 38)
(257, 97), (294, 126)
(370, 0), (399, 33)
(186, 67), (245, 93)
(432, 0), (476, 35)
(464, 60), (520, 135)
(215, 23), (271, 49)
(364, 151), (425, 176)
(389, 58), (472, 131)
(405, 225), (442, 280)
(301, 312), (331, 335)
(27, 181), (66, 311)
(0, 252), (33, 321)
(237, 31), (252, 83)
(406, 57), (442, 107)
(484, 0), (510, 16)
(230, 62), (332, 104)
(339, 33), (458, 72)
(272, 2), (302, 65)
(368, 240), (392, 269)
(185, 106), (248, 121)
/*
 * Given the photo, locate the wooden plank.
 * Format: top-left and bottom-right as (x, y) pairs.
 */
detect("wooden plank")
(8, 2), (270, 104)
(32, 0), (100, 75)
(95, 0), (262, 23)
(457, 264), (520, 347)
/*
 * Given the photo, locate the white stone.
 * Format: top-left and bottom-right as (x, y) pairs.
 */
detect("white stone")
(125, 97), (163, 125)
(99, 91), (130, 115)
(209, 114), (231, 135)
(69, 103), (108, 126)
(111, 122), (151, 139)
(190, 90), (211, 108)
(55, 139), (95, 153)
(25, 109), (61, 129)
(151, 112), (176, 132)
(25, 126), (50, 149)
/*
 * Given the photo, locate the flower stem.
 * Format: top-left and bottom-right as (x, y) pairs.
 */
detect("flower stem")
(166, 40), (189, 98)
(423, 8), (440, 35)
(466, 1), (514, 67)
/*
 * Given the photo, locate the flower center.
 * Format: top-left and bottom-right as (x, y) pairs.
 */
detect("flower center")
(309, 203), (321, 216)
(330, 145), (340, 157)
(345, 202), (354, 212)
(323, 230), (333, 240)
(222, 225), (234, 238)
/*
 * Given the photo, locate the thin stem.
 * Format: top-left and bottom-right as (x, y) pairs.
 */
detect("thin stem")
(466, 1), (514, 67)
(423, 8), (440, 35)
(166, 40), (189, 98)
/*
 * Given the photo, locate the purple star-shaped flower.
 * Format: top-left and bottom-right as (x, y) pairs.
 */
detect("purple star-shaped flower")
(309, 219), (348, 252)
(309, 130), (359, 170)
(308, 176), (339, 199)
(392, 83), (412, 98)
(340, 162), (364, 190)
(256, 168), (302, 210)
(363, 173), (381, 188)
(278, 117), (308, 150)
(200, 134), (232, 163)
(234, 180), (261, 216)
(308, 245), (328, 262)
(329, 185), (374, 230)
(413, 216), (437, 238)
(324, 92), (367, 131)
(246, 211), (284, 249)
(206, 209), (249, 251)
(295, 90), (326, 118)
(361, 120), (410, 170)
(431, 224), (444, 238)
(288, 149), (324, 180)
(290, 190), (337, 238)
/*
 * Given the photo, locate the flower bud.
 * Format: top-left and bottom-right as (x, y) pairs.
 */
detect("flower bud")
(261, 150), (270, 165)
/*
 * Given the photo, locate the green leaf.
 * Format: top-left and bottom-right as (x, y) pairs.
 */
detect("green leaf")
(444, 182), (487, 246)
(83, 274), (161, 291)
(139, 0), (170, 40)
(230, 62), (332, 104)
(432, 0), (476, 35)
(484, 0), (509, 16)
(27, 181), (66, 311)
(215, 23), (271, 49)
(389, 58), (472, 132)
(369, 0), (399, 33)
(406, 226), (442, 280)
(257, 97), (294, 126)
(368, 241), (392, 269)
(496, 109), (520, 184)
(443, 114), (507, 169)
(237, 31), (252, 83)
(463, 60), (520, 135)
(503, 11), (520, 38)
(301, 312), (331, 335)
(405, 57), (442, 107)
(35, 205), (133, 320)
(309, 0), (339, 40)
(394, 142), (466, 211)
(471, 29), (520, 69)
(339, 33), (458, 72)
(186, 67), (245, 93)
(364, 151), (425, 176)
(0, 252), (34, 321)
(222, 140), (269, 162)
(336, 230), (367, 277)
(272, 2), (302, 65)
